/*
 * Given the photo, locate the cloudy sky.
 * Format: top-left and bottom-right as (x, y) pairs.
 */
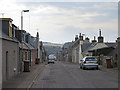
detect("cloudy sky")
(0, 0), (118, 44)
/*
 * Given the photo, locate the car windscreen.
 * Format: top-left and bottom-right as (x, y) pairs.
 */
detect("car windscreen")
(85, 57), (97, 61)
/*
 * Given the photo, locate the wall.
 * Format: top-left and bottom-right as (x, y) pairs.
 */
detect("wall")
(76, 46), (79, 64)
(72, 48), (75, 63)
(2, 39), (19, 82)
(0, 39), (2, 89)
(19, 49), (31, 71)
(68, 46), (72, 62)
(72, 45), (81, 64)
(32, 49), (37, 65)
(102, 56), (117, 68)
(79, 40), (83, 64)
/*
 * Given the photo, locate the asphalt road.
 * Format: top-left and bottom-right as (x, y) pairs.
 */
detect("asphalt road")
(32, 61), (118, 88)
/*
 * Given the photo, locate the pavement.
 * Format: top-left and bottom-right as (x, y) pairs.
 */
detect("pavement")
(99, 65), (118, 74)
(2, 62), (46, 89)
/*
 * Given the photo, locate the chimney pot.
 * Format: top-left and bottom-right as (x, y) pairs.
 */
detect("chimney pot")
(94, 36), (96, 40)
(98, 29), (104, 43)
(99, 29), (102, 36)
(79, 33), (83, 40)
(92, 36), (97, 43)
(75, 35), (78, 41)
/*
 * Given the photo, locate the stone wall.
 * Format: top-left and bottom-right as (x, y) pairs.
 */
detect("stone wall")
(2, 39), (19, 82)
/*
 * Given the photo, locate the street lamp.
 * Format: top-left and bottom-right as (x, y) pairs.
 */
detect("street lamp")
(21, 10), (29, 30)
(21, 10), (29, 72)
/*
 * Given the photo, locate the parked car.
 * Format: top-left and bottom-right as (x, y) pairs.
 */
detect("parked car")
(80, 56), (99, 70)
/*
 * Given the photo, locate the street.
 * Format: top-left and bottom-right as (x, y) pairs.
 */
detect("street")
(32, 61), (118, 88)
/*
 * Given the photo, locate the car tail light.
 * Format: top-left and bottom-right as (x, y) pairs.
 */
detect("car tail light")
(84, 61), (86, 64)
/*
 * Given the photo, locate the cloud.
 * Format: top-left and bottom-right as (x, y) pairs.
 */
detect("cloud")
(17, 0), (118, 2)
(0, 1), (118, 43)
(93, 3), (118, 10)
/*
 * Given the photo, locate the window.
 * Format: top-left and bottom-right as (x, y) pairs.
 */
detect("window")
(85, 57), (97, 61)
(25, 52), (27, 60)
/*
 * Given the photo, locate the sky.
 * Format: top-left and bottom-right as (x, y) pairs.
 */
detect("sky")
(0, 0), (119, 44)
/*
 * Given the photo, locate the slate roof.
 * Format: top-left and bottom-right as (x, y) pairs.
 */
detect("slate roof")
(81, 41), (117, 57)
(71, 38), (80, 47)
(82, 42), (97, 55)
(82, 42), (92, 52)
(105, 43), (117, 48)
(19, 41), (35, 50)
(88, 43), (108, 51)
(0, 30), (18, 43)
(24, 42), (35, 50)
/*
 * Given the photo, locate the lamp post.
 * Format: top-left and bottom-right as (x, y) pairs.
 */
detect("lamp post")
(21, 10), (29, 71)
(21, 10), (29, 30)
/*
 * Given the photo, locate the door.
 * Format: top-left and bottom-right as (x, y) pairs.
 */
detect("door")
(6, 51), (8, 80)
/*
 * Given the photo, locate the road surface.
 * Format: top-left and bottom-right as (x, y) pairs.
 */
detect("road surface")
(32, 61), (118, 88)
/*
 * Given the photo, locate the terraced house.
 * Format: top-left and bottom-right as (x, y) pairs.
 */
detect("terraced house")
(0, 18), (19, 82)
(69, 30), (118, 68)
(0, 18), (46, 83)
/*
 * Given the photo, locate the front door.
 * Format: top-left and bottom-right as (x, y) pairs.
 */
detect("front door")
(6, 51), (8, 80)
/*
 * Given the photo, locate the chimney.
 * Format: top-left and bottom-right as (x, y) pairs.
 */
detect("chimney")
(75, 35), (78, 41)
(84, 37), (90, 43)
(92, 36), (97, 43)
(79, 33), (83, 40)
(98, 29), (104, 43)
(36, 32), (39, 58)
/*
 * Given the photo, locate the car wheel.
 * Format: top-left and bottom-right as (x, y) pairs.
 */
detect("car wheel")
(82, 66), (85, 70)
(96, 67), (99, 70)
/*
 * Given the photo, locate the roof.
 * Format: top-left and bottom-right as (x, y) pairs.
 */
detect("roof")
(82, 42), (92, 52)
(0, 18), (13, 21)
(105, 42), (117, 48)
(0, 31), (18, 43)
(82, 42), (97, 55)
(89, 43), (108, 51)
(19, 41), (35, 50)
(25, 42), (35, 50)
(71, 38), (80, 47)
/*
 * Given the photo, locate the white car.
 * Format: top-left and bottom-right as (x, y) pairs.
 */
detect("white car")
(80, 56), (99, 70)
(48, 59), (55, 64)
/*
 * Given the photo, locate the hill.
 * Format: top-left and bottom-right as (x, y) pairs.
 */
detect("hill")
(42, 42), (63, 55)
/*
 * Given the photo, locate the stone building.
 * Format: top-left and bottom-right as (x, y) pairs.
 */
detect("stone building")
(0, 18), (19, 82)
(70, 30), (118, 68)
(71, 33), (83, 64)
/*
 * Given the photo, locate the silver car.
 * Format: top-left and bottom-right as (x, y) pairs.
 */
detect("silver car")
(48, 59), (55, 64)
(80, 56), (99, 70)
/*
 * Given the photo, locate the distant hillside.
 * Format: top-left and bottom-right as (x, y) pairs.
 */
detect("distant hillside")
(63, 42), (72, 48)
(44, 46), (62, 55)
(42, 42), (63, 55)
(43, 42), (63, 47)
